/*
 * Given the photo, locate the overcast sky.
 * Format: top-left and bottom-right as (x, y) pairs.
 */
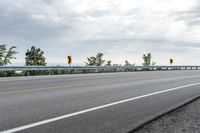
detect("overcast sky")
(1, 0), (200, 66)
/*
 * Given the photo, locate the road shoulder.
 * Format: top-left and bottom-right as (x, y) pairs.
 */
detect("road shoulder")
(132, 96), (200, 133)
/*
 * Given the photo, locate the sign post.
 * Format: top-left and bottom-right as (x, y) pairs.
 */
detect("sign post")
(67, 55), (72, 66)
(169, 59), (173, 65)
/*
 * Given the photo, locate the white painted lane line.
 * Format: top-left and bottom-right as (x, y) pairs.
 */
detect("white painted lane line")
(1, 82), (200, 133)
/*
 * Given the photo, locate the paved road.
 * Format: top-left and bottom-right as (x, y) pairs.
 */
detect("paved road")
(0, 71), (200, 133)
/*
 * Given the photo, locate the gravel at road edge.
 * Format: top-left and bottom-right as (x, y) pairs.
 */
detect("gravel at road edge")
(133, 97), (200, 133)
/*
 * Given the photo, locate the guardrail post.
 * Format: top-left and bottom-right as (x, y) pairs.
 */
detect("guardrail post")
(52, 70), (54, 75)
(49, 70), (51, 75)
(69, 69), (72, 74)
(4, 71), (6, 77)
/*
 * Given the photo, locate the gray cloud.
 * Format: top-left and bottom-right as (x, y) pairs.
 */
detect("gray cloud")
(83, 35), (200, 49)
(0, 0), (78, 40)
(175, 3), (200, 26)
(0, 0), (200, 65)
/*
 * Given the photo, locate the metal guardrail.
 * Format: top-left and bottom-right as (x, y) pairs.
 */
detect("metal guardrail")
(0, 66), (200, 77)
(0, 66), (200, 71)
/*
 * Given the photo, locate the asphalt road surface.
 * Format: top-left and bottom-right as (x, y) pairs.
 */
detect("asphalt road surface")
(0, 70), (200, 133)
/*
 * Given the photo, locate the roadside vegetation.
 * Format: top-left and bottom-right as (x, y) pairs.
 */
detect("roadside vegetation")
(0, 44), (18, 77)
(0, 44), (157, 77)
(25, 46), (47, 76)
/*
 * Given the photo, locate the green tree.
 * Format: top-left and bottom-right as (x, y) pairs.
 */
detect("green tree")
(96, 53), (105, 66)
(25, 46), (46, 66)
(124, 60), (135, 66)
(85, 53), (105, 66)
(125, 60), (130, 66)
(142, 53), (152, 67)
(85, 56), (96, 66)
(106, 60), (112, 66)
(0, 44), (17, 66)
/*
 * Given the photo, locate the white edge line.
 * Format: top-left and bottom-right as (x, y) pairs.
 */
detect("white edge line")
(1, 82), (200, 133)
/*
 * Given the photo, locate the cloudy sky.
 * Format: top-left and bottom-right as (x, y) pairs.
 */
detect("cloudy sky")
(1, 0), (200, 66)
